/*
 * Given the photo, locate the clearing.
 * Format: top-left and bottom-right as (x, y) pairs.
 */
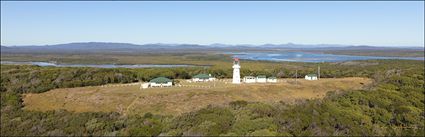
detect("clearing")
(23, 77), (371, 116)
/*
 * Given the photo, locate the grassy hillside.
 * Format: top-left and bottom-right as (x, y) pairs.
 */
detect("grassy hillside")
(23, 78), (371, 115)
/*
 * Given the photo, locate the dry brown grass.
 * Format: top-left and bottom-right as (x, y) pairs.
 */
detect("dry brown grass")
(23, 77), (371, 116)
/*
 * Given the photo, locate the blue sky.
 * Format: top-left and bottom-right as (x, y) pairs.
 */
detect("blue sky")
(1, 1), (424, 47)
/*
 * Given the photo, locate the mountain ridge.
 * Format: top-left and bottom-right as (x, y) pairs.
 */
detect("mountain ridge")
(1, 42), (423, 54)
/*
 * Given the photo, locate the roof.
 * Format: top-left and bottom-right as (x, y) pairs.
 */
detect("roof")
(193, 74), (212, 79)
(244, 76), (255, 78)
(257, 75), (267, 78)
(268, 77), (277, 79)
(149, 77), (172, 83)
(306, 74), (317, 77)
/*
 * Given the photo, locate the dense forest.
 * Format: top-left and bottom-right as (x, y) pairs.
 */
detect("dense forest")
(1, 59), (424, 136)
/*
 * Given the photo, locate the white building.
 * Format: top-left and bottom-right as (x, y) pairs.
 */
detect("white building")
(149, 77), (173, 87)
(267, 77), (277, 83)
(232, 58), (241, 84)
(192, 74), (216, 82)
(256, 75), (267, 83)
(140, 83), (150, 89)
(243, 76), (256, 83)
(305, 74), (318, 80)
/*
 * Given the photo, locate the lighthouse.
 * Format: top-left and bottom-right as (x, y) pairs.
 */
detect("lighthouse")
(232, 58), (241, 84)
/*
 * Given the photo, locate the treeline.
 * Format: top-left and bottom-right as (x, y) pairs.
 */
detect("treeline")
(2, 60), (422, 94)
(1, 60), (424, 136)
(0, 65), (205, 93)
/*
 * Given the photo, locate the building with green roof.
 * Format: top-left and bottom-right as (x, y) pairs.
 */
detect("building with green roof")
(192, 74), (216, 82)
(256, 75), (267, 83)
(149, 77), (173, 87)
(243, 75), (277, 83)
(243, 76), (256, 83)
(267, 77), (277, 83)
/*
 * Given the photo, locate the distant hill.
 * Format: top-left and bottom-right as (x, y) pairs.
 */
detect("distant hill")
(0, 42), (211, 53)
(257, 43), (423, 50)
(1, 42), (423, 54)
(314, 45), (424, 51)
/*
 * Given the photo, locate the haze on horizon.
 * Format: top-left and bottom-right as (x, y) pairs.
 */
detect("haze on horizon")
(1, 1), (424, 47)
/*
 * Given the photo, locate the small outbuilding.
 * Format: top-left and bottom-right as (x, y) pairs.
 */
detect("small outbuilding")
(267, 77), (277, 83)
(305, 74), (318, 80)
(149, 77), (173, 87)
(243, 76), (256, 83)
(192, 74), (216, 82)
(140, 83), (150, 89)
(256, 75), (267, 83)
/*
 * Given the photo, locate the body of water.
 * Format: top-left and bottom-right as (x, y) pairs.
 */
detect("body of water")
(228, 52), (424, 62)
(0, 61), (200, 68)
(2, 52), (423, 68)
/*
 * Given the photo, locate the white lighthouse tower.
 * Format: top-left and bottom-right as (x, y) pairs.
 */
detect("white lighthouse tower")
(232, 58), (241, 84)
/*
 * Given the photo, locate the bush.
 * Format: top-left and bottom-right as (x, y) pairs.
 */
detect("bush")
(229, 100), (248, 109)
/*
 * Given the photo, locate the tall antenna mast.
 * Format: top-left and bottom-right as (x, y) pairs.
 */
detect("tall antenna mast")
(318, 64), (320, 80)
(295, 69), (298, 86)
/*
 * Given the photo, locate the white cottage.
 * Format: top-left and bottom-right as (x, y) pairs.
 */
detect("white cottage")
(149, 77), (173, 87)
(243, 76), (256, 83)
(256, 75), (267, 83)
(192, 74), (215, 82)
(267, 77), (277, 83)
(305, 74), (318, 80)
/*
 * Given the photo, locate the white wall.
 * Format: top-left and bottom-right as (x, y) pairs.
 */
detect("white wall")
(305, 76), (318, 80)
(267, 79), (277, 83)
(192, 78), (201, 82)
(141, 83), (150, 89)
(256, 78), (267, 83)
(244, 77), (256, 83)
(150, 82), (173, 87)
(192, 78), (216, 82)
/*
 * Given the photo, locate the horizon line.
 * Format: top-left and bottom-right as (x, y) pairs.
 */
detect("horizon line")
(1, 41), (424, 48)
